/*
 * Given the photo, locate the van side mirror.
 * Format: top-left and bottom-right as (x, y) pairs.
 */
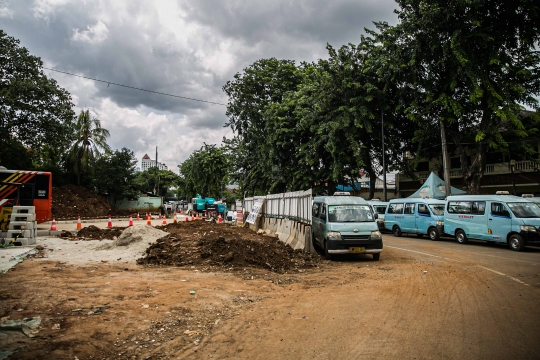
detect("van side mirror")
(374, 213), (378, 220)
(503, 210), (510, 218)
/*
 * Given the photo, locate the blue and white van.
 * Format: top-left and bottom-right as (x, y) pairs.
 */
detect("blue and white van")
(366, 200), (389, 232)
(312, 196), (383, 260)
(384, 198), (445, 240)
(444, 195), (540, 251)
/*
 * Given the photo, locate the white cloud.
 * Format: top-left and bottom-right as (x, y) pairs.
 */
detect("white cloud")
(32, 0), (71, 20)
(72, 20), (109, 44)
(0, 0), (13, 18)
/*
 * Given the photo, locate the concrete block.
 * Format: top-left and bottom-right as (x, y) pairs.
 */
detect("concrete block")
(10, 213), (35, 222)
(12, 206), (35, 214)
(7, 230), (34, 239)
(8, 221), (31, 231)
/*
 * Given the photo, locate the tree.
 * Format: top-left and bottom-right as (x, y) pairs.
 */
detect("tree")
(223, 58), (304, 195)
(179, 144), (230, 199)
(0, 30), (75, 167)
(134, 168), (180, 198)
(385, 0), (540, 193)
(69, 110), (111, 186)
(93, 148), (139, 206)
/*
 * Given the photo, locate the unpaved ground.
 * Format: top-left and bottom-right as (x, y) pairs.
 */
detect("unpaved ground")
(1, 222), (540, 359)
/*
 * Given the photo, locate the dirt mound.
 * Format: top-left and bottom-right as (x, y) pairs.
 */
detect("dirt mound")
(59, 225), (125, 240)
(52, 184), (130, 220)
(136, 222), (320, 273)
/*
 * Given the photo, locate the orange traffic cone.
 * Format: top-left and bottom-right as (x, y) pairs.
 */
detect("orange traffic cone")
(185, 215), (189, 222)
(191, 214), (195, 221)
(77, 216), (82, 230)
(162, 216), (167, 225)
(107, 215), (113, 228)
(218, 214), (223, 223)
(147, 214), (152, 225)
(129, 214), (134, 226)
(173, 214), (177, 223)
(158, 214), (162, 219)
(136, 212), (140, 221)
(50, 217), (57, 231)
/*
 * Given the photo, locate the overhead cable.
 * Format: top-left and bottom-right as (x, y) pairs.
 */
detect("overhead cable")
(43, 67), (227, 106)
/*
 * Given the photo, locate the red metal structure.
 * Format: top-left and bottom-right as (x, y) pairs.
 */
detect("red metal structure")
(0, 169), (53, 230)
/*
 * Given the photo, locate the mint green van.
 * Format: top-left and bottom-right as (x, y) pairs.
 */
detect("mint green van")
(312, 195), (383, 261)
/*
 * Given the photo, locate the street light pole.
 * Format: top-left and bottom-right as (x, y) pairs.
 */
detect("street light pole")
(382, 108), (387, 202)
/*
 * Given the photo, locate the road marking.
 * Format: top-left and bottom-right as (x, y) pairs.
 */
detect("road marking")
(386, 246), (459, 261)
(473, 253), (538, 265)
(477, 266), (530, 286)
(477, 266), (505, 276)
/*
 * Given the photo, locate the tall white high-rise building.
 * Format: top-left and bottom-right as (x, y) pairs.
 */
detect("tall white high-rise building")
(141, 154), (168, 171)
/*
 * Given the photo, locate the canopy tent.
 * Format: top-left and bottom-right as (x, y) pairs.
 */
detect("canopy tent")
(408, 172), (466, 198)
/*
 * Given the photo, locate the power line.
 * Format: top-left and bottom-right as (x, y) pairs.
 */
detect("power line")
(43, 67), (227, 106)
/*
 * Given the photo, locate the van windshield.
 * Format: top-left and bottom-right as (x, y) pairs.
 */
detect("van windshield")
(507, 202), (540, 218)
(372, 205), (387, 214)
(429, 204), (444, 216)
(328, 205), (374, 222)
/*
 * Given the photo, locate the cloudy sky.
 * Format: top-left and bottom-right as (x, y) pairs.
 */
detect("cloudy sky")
(1, 0), (399, 172)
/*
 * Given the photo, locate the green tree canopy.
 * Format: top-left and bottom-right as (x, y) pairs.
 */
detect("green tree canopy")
(179, 144), (230, 199)
(69, 109), (111, 186)
(93, 148), (139, 206)
(0, 30), (75, 168)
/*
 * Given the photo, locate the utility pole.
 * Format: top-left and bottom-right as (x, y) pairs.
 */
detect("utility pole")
(440, 120), (452, 196)
(382, 109), (387, 202)
(155, 146), (158, 169)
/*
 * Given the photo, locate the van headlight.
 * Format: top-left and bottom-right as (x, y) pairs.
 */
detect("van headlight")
(436, 221), (444, 226)
(370, 230), (382, 239)
(327, 231), (342, 240)
(520, 225), (537, 232)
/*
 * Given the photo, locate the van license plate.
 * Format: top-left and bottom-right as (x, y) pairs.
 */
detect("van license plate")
(349, 247), (365, 253)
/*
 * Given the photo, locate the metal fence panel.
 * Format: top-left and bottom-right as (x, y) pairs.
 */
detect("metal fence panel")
(244, 189), (312, 224)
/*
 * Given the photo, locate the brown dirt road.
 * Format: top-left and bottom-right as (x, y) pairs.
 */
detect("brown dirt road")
(1, 222), (540, 360)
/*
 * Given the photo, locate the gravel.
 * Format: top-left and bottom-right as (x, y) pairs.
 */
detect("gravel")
(34, 225), (168, 264)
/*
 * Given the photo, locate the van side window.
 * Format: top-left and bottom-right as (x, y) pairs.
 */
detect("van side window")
(491, 202), (509, 217)
(404, 203), (415, 214)
(388, 203), (403, 214)
(418, 204), (430, 215)
(471, 201), (486, 215)
(312, 203), (320, 217)
(448, 201), (471, 214)
(319, 204), (326, 221)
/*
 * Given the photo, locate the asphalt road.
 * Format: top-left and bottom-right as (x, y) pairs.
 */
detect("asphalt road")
(382, 232), (540, 288)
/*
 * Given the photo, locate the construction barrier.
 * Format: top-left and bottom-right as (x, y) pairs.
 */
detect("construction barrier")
(6, 206), (37, 246)
(243, 189), (313, 253)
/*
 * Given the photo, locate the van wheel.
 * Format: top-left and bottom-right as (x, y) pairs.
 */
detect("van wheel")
(392, 226), (402, 237)
(372, 253), (380, 261)
(455, 230), (468, 244)
(429, 227), (440, 241)
(324, 240), (333, 260)
(508, 234), (526, 252)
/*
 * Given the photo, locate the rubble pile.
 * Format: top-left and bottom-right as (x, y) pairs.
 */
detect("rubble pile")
(59, 225), (125, 240)
(136, 222), (320, 273)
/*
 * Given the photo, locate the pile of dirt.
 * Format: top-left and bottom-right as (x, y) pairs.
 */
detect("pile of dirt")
(136, 222), (321, 273)
(52, 184), (130, 220)
(59, 225), (125, 240)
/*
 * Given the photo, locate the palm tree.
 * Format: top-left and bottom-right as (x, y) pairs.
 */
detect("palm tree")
(70, 110), (111, 185)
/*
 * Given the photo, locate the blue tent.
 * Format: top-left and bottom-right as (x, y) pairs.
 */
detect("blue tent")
(408, 172), (466, 198)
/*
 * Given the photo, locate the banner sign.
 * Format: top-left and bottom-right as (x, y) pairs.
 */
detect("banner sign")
(245, 198), (264, 224)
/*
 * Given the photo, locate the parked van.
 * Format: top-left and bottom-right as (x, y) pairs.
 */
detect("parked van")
(366, 200), (389, 232)
(444, 195), (540, 251)
(384, 198), (445, 240)
(312, 196), (383, 261)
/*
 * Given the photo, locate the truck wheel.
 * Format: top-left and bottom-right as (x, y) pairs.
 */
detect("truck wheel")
(455, 230), (468, 244)
(392, 226), (402, 237)
(508, 234), (526, 252)
(324, 240), (333, 260)
(372, 253), (380, 261)
(428, 227), (440, 241)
